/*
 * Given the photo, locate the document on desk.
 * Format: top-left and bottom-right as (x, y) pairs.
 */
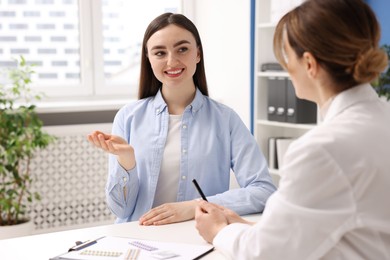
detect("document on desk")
(50, 236), (214, 260)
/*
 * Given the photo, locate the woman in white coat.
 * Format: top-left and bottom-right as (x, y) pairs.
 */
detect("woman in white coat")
(194, 0), (390, 259)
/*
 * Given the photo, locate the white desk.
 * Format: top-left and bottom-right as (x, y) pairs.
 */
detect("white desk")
(0, 214), (261, 260)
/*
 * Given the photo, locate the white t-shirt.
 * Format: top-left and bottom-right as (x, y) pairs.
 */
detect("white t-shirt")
(152, 114), (182, 207)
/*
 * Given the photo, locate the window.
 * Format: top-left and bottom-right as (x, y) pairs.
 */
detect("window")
(0, 0), (183, 100)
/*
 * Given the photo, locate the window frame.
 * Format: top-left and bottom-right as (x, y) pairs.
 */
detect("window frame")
(28, 0), (188, 102)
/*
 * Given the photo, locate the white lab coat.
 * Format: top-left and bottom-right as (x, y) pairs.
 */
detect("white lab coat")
(213, 83), (390, 259)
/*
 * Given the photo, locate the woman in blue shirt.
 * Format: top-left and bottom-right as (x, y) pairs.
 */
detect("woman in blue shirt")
(87, 13), (276, 225)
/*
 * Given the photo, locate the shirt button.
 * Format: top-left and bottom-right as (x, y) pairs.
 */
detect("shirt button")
(182, 176), (187, 180)
(182, 149), (187, 154)
(182, 124), (187, 129)
(123, 177), (127, 182)
(156, 109), (160, 114)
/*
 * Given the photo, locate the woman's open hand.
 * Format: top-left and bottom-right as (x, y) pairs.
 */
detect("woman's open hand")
(139, 200), (198, 226)
(87, 130), (135, 170)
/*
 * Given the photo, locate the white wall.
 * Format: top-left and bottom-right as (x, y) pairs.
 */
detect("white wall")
(186, 0), (251, 127)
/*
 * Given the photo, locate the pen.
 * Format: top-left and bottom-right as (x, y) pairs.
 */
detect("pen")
(192, 179), (208, 202)
(69, 236), (104, 251)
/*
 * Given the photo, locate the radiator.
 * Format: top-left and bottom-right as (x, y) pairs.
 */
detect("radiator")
(29, 123), (116, 234)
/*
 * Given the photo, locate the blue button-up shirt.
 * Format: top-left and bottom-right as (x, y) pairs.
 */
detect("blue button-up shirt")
(106, 88), (276, 223)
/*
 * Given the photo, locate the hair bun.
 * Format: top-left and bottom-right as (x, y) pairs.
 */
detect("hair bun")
(353, 48), (388, 83)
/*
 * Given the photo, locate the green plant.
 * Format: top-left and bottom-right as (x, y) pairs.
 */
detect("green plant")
(372, 44), (390, 101)
(0, 56), (56, 226)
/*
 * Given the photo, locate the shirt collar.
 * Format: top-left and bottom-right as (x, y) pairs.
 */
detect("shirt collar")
(152, 87), (205, 116)
(189, 88), (205, 114)
(319, 96), (334, 121)
(323, 83), (378, 122)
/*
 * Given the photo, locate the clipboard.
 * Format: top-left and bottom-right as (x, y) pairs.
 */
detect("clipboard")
(49, 236), (214, 260)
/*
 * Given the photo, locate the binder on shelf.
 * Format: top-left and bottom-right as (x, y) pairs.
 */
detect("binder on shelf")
(261, 62), (284, 72)
(268, 137), (277, 169)
(267, 77), (287, 122)
(267, 78), (317, 124)
(286, 80), (317, 123)
(268, 137), (296, 170)
(276, 138), (295, 169)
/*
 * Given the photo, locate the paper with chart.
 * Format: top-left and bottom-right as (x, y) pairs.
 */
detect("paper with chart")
(51, 236), (214, 260)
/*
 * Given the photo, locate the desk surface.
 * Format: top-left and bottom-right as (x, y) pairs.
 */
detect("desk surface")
(0, 214), (261, 260)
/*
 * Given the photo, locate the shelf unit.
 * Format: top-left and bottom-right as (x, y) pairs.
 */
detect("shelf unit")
(252, 0), (317, 184)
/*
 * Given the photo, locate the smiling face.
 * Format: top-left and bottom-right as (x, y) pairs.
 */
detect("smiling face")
(146, 24), (200, 90)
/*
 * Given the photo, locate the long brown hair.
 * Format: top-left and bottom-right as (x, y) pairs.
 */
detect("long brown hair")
(138, 12), (208, 99)
(274, 0), (388, 88)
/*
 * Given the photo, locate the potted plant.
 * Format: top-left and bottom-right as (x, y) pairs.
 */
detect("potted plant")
(0, 56), (56, 238)
(372, 44), (390, 101)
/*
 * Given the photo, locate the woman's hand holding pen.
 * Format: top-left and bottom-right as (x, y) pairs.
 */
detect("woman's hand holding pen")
(87, 131), (135, 171)
(195, 201), (254, 243)
(194, 201), (229, 243)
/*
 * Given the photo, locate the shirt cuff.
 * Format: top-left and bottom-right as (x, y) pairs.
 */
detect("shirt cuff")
(213, 223), (251, 258)
(111, 164), (137, 187)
